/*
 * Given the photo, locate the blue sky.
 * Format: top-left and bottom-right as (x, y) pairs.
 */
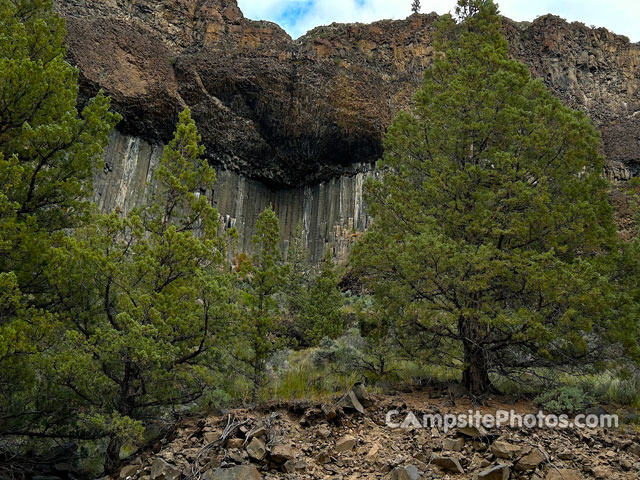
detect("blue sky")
(237, 0), (639, 42)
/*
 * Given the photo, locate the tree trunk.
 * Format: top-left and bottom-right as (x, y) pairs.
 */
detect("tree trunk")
(460, 317), (492, 396)
(104, 436), (122, 474)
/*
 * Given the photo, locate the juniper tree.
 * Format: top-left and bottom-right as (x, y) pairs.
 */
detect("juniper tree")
(411, 0), (421, 14)
(43, 108), (232, 472)
(351, 0), (622, 395)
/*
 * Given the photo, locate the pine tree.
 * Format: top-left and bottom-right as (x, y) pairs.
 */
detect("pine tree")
(352, 0), (622, 395)
(411, 0), (421, 14)
(0, 0), (119, 455)
(234, 206), (289, 401)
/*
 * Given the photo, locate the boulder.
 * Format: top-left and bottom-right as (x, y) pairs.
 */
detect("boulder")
(432, 456), (464, 474)
(335, 435), (357, 453)
(476, 464), (510, 480)
(338, 390), (365, 414)
(352, 383), (373, 407)
(491, 441), (521, 460)
(211, 465), (261, 480)
(150, 458), (181, 480)
(516, 448), (546, 471)
(246, 438), (266, 461)
(545, 469), (583, 480)
(270, 444), (295, 463)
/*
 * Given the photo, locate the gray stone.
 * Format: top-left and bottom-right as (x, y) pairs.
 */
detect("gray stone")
(390, 465), (420, 480)
(338, 390), (365, 414)
(352, 383), (373, 407)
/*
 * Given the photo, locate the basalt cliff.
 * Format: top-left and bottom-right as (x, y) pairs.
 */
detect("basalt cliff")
(54, 0), (640, 259)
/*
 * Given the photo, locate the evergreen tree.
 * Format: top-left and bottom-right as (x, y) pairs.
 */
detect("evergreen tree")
(234, 207), (288, 401)
(0, 0), (119, 456)
(42, 108), (231, 472)
(351, 0), (622, 395)
(283, 225), (345, 346)
(0, 0), (118, 292)
(411, 0), (421, 14)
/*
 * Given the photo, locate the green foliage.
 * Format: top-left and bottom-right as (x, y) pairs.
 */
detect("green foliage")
(233, 206), (289, 401)
(535, 387), (594, 415)
(284, 228), (345, 347)
(42, 108), (231, 471)
(0, 0), (119, 459)
(351, 0), (623, 395)
(0, 0), (119, 287)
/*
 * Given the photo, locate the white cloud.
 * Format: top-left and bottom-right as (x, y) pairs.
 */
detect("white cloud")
(237, 0), (640, 42)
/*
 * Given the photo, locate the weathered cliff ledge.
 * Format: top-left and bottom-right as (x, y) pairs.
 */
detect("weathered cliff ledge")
(56, 0), (640, 187)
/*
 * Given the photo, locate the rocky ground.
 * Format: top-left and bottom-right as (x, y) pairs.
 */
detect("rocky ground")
(113, 386), (640, 480)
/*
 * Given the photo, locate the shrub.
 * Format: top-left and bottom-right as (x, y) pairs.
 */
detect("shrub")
(535, 387), (594, 415)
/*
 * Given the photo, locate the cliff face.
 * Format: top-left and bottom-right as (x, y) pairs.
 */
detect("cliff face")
(54, 0), (640, 258)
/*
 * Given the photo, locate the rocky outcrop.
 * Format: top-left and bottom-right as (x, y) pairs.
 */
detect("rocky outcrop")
(56, 0), (640, 185)
(54, 0), (640, 256)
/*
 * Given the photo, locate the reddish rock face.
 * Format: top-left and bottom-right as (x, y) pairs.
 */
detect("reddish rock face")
(55, 0), (640, 186)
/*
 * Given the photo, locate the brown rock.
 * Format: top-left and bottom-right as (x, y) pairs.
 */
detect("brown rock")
(443, 438), (465, 452)
(246, 437), (266, 461)
(545, 469), (583, 480)
(322, 404), (339, 421)
(204, 431), (221, 444)
(270, 444), (295, 463)
(366, 443), (381, 462)
(628, 443), (640, 457)
(432, 456), (465, 474)
(458, 426), (489, 438)
(119, 465), (139, 479)
(211, 465), (261, 480)
(150, 458), (181, 480)
(516, 448), (546, 471)
(491, 441), (521, 460)
(226, 438), (244, 449)
(335, 435), (357, 453)
(476, 464), (510, 480)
